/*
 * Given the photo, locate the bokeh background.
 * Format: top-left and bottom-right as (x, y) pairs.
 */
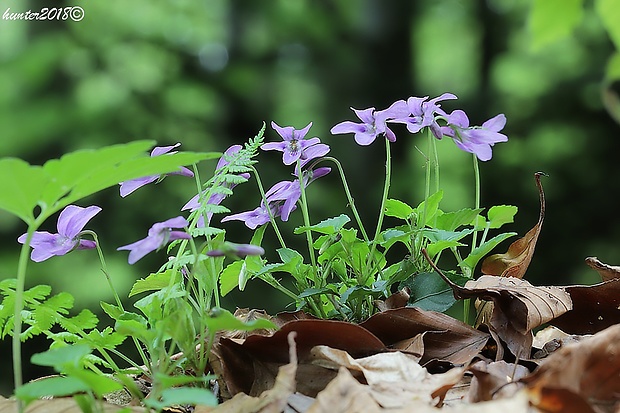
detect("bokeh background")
(1, 0), (619, 394)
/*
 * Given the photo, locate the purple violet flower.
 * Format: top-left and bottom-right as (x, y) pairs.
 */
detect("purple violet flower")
(222, 167), (330, 229)
(182, 145), (250, 227)
(440, 110), (508, 161)
(206, 242), (265, 258)
(261, 122), (330, 166)
(389, 93), (457, 138)
(330, 104), (404, 145)
(18, 205), (101, 262)
(119, 143), (194, 197)
(117, 216), (191, 264)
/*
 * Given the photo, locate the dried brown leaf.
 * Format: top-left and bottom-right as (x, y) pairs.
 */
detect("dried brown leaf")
(585, 257), (620, 282)
(481, 172), (546, 279)
(522, 324), (620, 408)
(550, 278), (620, 335)
(468, 360), (530, 402)
(360, 307), (489, 365)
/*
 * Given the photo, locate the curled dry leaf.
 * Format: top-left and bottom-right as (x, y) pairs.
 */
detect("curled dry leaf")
(522, 324), (620, 412)
(585, 256), (620, 281)
(481, 172), (546, 279)
(468, 360), (530, 402)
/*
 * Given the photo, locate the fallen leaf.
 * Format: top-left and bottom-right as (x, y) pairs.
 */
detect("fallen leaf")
(423, 252), (572, 358)
(550, 278), (620, 335)
(359, 307), (489, 365)
(468, 360), (530, 402)
(481, 172), (546, 279)
(201, 332), (298, 413)
(585, 256), (620, 281)
(522, 324), (620, 411)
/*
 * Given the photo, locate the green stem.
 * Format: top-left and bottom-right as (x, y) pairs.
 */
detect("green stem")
(12, 229), (33, 412)
(471, 154), (481, 255)
(250, 166), (287, 249)
(365, 139), (391, 280)
(421, 132), (433, 229)
(321, 156), (369, 242)
(296, 161), (317, 270)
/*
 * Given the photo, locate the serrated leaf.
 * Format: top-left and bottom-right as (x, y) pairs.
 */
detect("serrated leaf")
(149, 387), (217, 410)
(461, 232), (517, 271)
(205, 308), (276, 333)
(529, 0), (584, 50)
(434, 208), (483, 231)
(0, 158), (47, 224)
(294, 214), (351, 235)
(487, 205), (518, 229)
(414, 190), (443, 226)
(100, 302), (123, 321)
(384, 199), (414, 220)
(65, 309), (99, 331)
(129, 269), (180, 297)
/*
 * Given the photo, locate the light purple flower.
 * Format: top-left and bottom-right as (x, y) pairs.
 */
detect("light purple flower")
(117, 216), (191, 264)
(222, 167), (330, 229)
(440, 110), (508, 161)
(119, 143), (194, 197)
(389, 93), (457, 138)
(330, 104), (404, 145)
(182, 145), (250, 227)
(261, 122), (330, 166)
(206, 243), (265, 258)
(18, 205), (101, 262)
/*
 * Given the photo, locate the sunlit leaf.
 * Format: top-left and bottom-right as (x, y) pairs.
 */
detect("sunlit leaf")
(129, 269), (180, 297)
(486, 205), (518, 229)
(294, 214), (351, 235)
(384, 199), (414, 220)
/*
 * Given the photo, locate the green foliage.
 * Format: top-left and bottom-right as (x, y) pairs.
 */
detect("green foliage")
(529, 0), (584, 50)
(0, 141), (218, 225)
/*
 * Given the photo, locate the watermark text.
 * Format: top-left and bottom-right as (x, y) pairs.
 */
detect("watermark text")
(3, 6), (85, 22)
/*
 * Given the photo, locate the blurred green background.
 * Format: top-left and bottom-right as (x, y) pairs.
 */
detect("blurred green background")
(1, 0), (620, 394)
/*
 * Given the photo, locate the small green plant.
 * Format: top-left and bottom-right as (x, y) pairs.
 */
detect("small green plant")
(0, 93), (520, 411)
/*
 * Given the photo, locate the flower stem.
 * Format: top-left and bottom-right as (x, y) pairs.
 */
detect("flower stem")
(365, 139), (391, 281)
(322, 156), (369, 242)
(12, 229), (33, 412)
(471, 154), (481, 255)
(296, 161), (317, 270)
(250, 166), (287, 249)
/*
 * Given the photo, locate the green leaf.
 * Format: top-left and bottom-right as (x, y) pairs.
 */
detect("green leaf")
(487, 205), (518, 229)
(294, 214), (351, 235)
(15, 376), (90, 402)
(148, 388), (217, 410)
(434, 208), (483, 231)
(403, 271), (469, 313)
(384, 199), (414, 220)
(220, 260), (244, 296)
(31, 344), (92, 368)
(0, 159), (47, 224)
(414, 190), (443, 226)
(596, 0), (620, 50)
(61, 368), (123, 397)
(204, 307), (276, 333)
(461, 232), (517, 271)
(100, 302), (123, 321)
(529, 0), (584, 50)
(129, 270), (180, 297)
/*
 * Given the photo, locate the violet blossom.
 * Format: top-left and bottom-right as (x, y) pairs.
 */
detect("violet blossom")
(222, 167), (330, 229)
(330, 104), (403, 145)
(440, 110), (508, 161)
(119, 143), (194, 197)
(18, 205), (101, 262)
(389, 93), (457, 138)
(261, 122), (330, 166)
(182, 145), (250, 227)
(117, 216), (191, 264)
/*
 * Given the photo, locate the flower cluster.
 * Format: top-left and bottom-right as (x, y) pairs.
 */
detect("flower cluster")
(331, 93), (507, 161)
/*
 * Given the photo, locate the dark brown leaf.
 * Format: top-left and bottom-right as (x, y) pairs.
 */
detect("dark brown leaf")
(481, 172), (546, 279)
(360, 307), (489, 365)
(550, 278), (620, 335)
